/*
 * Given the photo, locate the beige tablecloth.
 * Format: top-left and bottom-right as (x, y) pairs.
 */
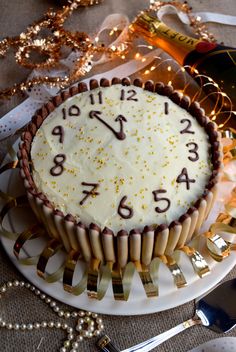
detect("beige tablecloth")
(0, 1), (236, 351)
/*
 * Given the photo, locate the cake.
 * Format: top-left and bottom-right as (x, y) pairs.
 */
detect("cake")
(18, 78), (221, 267)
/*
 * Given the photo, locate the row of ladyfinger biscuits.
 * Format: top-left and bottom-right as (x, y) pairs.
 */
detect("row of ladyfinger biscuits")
(19, 178), (217, 268)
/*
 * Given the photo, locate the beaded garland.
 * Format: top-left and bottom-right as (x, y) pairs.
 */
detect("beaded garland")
(0, 279), (104, 352)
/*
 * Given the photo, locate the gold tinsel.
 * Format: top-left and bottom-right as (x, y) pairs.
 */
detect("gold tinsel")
(0, 1), (218, 99)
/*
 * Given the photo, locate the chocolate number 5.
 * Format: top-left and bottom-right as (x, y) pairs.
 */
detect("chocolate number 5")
(152, 189), (171, 213)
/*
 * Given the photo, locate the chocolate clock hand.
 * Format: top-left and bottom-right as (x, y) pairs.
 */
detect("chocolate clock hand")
(89, 110), (127, 140)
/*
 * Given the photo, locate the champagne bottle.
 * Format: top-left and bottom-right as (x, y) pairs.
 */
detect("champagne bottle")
(129, 12), (236, 111)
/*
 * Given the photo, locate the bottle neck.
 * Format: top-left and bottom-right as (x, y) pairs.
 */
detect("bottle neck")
(130, 13), (201, 65)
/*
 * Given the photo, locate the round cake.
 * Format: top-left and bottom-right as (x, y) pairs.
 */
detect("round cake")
(19, 78), (221, 266)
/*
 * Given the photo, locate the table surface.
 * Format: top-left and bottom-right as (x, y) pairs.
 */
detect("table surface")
(0, 1), (236, 351)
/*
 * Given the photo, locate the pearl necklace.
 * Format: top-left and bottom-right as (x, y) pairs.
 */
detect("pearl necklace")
(0, 280), (104, 352)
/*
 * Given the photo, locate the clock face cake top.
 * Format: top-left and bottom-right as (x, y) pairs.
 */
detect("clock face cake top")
(19, 78), (221, 257)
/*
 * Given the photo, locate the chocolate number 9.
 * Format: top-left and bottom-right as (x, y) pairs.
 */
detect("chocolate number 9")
(50, 154), (66, 176)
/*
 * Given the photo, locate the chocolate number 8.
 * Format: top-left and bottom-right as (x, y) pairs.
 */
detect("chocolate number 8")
(50, 154), (66, 176)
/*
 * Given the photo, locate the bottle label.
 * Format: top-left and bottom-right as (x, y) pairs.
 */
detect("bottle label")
(156, 22), (200, 50)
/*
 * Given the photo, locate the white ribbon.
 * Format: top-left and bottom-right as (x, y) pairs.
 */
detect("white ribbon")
(156, 4), (236, 26)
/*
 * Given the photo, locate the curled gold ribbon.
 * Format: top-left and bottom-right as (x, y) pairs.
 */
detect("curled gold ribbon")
(37, 239), (65, 283)
(134, 261), (158, 297)
(63, 250), (88, 296)
(179, 246), (210, 278)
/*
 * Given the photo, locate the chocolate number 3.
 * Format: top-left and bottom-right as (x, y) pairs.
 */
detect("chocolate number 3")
(186, 142), (199, 162)
(50, 154), (66, 176)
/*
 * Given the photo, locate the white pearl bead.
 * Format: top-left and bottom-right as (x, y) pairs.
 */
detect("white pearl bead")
(98, 324), (104, 330)
(72, 342), (79, 349)
(64, 340), (70, 348)
(64, 312), (71, 319)
(88, 332), (93, 338)
(48, 322), (54, 328)
(71, 312), (78, 317)
(70, 349), (77, 352)
(13, 280), (19, 287)
(41, 322), (47, 328)
(62, 323), (68, 329)
(77, 318), (84, 324)
(0, 286), (6, 293)
(60, 347), (67, 352)
(84, 316), (91, 323)
(27, 324), (33, 330)
(81, 330), (89, 337)
(67, 327), (73, 333)
(30, 286), (35, 291)
(45, 298), (51, 303)
(6, 323), (13, 329)
(76, 335), (83, 342)
(34, 323), (40, 329)
(7, 282), (13, 287)
(96, 318), (103, 324)
(13, 324), (20, 330)
(0, 321), (6, 327)
(55, 322), (62, 328)
(88, 325), (95, 332)
(35, 289), (41, 295)
(20, 281), (25, 287)
(93, 329), (101, 336)
(58, 311), (64, 317)
(87, 311), (92, 316)
(92, 313), (98, 318)
(25, 283), (30, 288)
(75, 325), (82, 331)
(20, 324), (27, 330)
(67, 334), (74, 340)
(78, 311), (85, 317)
(40, 294), (46, 299)
(53, 306), (60, 312)
(50, 301), (56, 307)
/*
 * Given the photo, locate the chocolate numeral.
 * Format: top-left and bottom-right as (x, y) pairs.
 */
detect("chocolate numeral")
(152, 189), (171, 213)
(80, 182), (100, 205)
(52, 125), (64, 143)
(62, 105), (81, 119)
(89, 91), (103, 105)
(118, 196), (134, 219)
(180, 119), (195, 134)
(186, 142), (199, 162)
(50, 154), (66, 176)
(164, 102), (169, 115)
(176, 168), (196, 190)
(120, 89), (138, 101)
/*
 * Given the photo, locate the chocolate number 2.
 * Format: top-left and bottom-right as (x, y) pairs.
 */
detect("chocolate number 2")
(50, 154), (66, 176)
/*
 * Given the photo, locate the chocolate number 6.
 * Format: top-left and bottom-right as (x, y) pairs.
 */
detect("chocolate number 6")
(50, 154), (66, 176)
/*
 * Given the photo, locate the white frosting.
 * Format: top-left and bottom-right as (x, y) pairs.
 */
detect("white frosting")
(31, 84), (212, 232)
